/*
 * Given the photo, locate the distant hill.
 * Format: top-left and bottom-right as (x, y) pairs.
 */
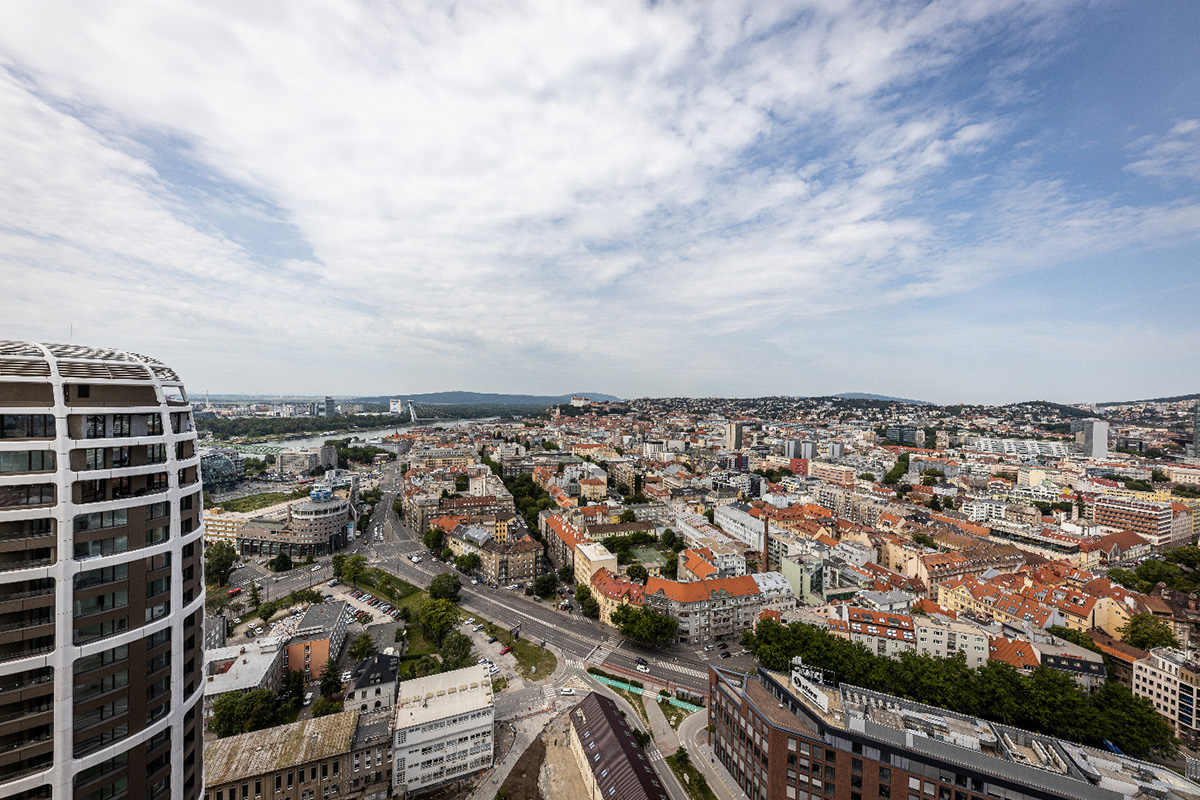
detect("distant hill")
(1098, 393), (1200, 407)
(355, 391), (621, 406)
(833, 393), (932, 406)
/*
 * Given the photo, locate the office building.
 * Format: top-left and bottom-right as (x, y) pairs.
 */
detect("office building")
(1082, 419), (1109, 459)
(784, 440), (801, 459)
(800, 441), (818, 460)
(1193, 402), (1200, 458)
(324, 397), (335, 418)
(392, 664), (494, 794)
(709, 661), (1200, 800)
(568, 693), (671, 800)
(725, 421), (744, 452)
(826, 441), (845, 459)
(0, 341), (204, 800)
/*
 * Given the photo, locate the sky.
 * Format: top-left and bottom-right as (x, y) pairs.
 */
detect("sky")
(1, 0), (1198, 405)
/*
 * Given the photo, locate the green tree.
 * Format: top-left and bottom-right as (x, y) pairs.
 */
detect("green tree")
(342, 554), (368, 587)
(626, 563), (649, 583)
(332, 553), (346, 579)
(440, 630), (474, 670)
(703, 509), (715, 524)
(532, 573), (558, 597)
(619, 509), (637, 523)
(858, 473), (875, 482)
(209, 688), (279, 738)
(349, 631), (379, 663)
(429, 573), (462, 602)
(320, 659), (343, 699)
(611, 604), (678, 645)
(455, 553), (481, 572)
(246, 581), (262, 610)
(424, 527), (446, 551)
(1152, 469), (1168, 482)
(661, 529), (677, 550)
(311, 697), (342, 717)
(258, 600), (278, 623)
(1119, 613), (1180, 650)
(928, 497), (942, 511)
(270, 551), (293, 572)
(557, 564), (574, 584)
(204, 542), (239, 587)
(574, 585), (600, 618)
(281, 669), (305, 703)
(419, 598), (460, 645)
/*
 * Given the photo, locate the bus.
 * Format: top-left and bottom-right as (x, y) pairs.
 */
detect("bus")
(227, 587), (242, 598)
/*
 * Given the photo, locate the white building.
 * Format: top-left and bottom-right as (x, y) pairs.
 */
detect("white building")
(392, 664), (494, 794)
(752, 571), (796, 613)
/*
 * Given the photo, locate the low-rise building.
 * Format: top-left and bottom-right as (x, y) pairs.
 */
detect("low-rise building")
(205, 710), (360, 800)
(283, 601), (349, 681)
(569, 692), (671, 800)
(203, 636), (286, 718)
(347, 653), (400, 713)
(392, 664), (494, 794)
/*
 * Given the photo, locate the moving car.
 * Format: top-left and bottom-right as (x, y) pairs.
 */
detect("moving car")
(635, 663), (650, 674)
(560, 688), (576, 696)
(634, 657), (647, 665)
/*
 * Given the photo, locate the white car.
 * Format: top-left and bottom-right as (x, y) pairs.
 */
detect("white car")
(560, 688), (576, 696)
(470, 579), (478, 585)
(635, 664), (650, 674)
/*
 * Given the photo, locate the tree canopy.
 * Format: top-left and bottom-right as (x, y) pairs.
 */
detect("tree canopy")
(424, 527), (446, 552)
(419, 597), (459, 645)
(341, 554), (368, 586)
(741, 618), (1175, 759)
(626, 563), (649, 583)
(440, 630), (474, 671)
(319, 659), (343, 699)
(204, 542), (239, 587)
(611, 604), (677, 645)
(575, 585), (600, 618)
(270, 551), (293, 572)
(1119, 613), (1180, 651)
(209, 688), (282, 738)
(429, 573), (462, 602)
(532, 573), (558, 598)
(349, 631), (379, 663)
(455, 553), (481, 572)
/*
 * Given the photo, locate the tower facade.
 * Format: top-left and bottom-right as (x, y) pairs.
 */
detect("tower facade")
(0, 342), (204, 800)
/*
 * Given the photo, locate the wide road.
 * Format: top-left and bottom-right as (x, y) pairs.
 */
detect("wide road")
(352, 464), (758, 696)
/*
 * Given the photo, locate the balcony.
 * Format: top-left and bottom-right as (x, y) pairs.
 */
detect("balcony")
(0, 636), (54, 665)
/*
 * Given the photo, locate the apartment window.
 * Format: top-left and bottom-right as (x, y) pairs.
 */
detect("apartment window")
(147, 443), (167, 464)
(86, 415), (106, 439)
(288, 773), (293, 788)
(75, 535), (129, 560)
(111, 447), (130, 468)
(76, 509), (129, 532)
(84, 448), (105, 470)
(255, 780), (261, 797)
(112, 415), (132, 437)
(146, 414), (163, 435)
(0, 483), (55, 507)
(74, 589), (130, 618)
(276, 777), (281, 793)
(1, 413), (55, 439)
(0, 450), (54, 472)
(242, 784), (248, 800)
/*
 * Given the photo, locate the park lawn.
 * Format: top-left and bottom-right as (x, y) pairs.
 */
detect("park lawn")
(665, 753), (718, 800)
(214, 489), (310, 513)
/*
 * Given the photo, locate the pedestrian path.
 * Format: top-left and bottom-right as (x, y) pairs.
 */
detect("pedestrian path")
(654, 658), (707, 679)
(565, 658), (586, 670)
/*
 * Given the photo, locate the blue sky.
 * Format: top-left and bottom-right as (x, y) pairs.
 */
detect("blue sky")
(1, 0), (1197, 404)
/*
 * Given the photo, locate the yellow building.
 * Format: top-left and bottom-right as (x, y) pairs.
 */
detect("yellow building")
(574, 542), (618, 587)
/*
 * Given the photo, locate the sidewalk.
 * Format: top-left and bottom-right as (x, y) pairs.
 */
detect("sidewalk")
(644, 691), (681, 753)
(678, 711), (747, 800)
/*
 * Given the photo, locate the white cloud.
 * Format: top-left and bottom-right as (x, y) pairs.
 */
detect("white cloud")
(1126, 118), (1200, 183)
(0, 0), (1197, 400)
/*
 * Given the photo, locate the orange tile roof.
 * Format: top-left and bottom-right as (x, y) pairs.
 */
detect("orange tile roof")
(644, 575), (760, 603)
(989, 637), (1040, 670)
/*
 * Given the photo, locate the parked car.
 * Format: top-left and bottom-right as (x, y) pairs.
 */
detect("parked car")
(560, 688), (576, 696)
(487, 636), (498, 644)
(329, 579), (339, 586)
(303, 693), (313, 706)
(500, 645), (511, 655)
(720, 651), (732, 659)
(473, 624), (484, 632)
(704, 644), (715, 652)
(717, 643), (729, 650)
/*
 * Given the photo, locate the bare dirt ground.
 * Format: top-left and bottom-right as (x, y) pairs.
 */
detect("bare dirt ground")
(538, 715), (591, 800)
(496, 737), (546, 800)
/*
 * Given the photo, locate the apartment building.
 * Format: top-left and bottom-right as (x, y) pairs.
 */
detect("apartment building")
(643, 575), (763, 645)
(590, 568), (645, 626)
(1095, 495), (1191, 551)
(575, 542), (618, 587)
(0, 341), (205, 800)
(1132, 648), (1200, 749)
(807, 461), (857, 488)
(203, 636), (285, 718)
(392, 665), (494, 794)
(346, 653), (400, 713)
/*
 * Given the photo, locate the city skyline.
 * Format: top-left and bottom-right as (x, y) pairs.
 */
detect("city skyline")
(2, 1), (1199, 404)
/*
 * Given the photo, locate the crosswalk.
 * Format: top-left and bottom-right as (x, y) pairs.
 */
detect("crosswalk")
(653, 659), (707, 679)
(586, 645), (611, 666)
(542, 686), (557, 702)
(565, 659), (586, 670)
